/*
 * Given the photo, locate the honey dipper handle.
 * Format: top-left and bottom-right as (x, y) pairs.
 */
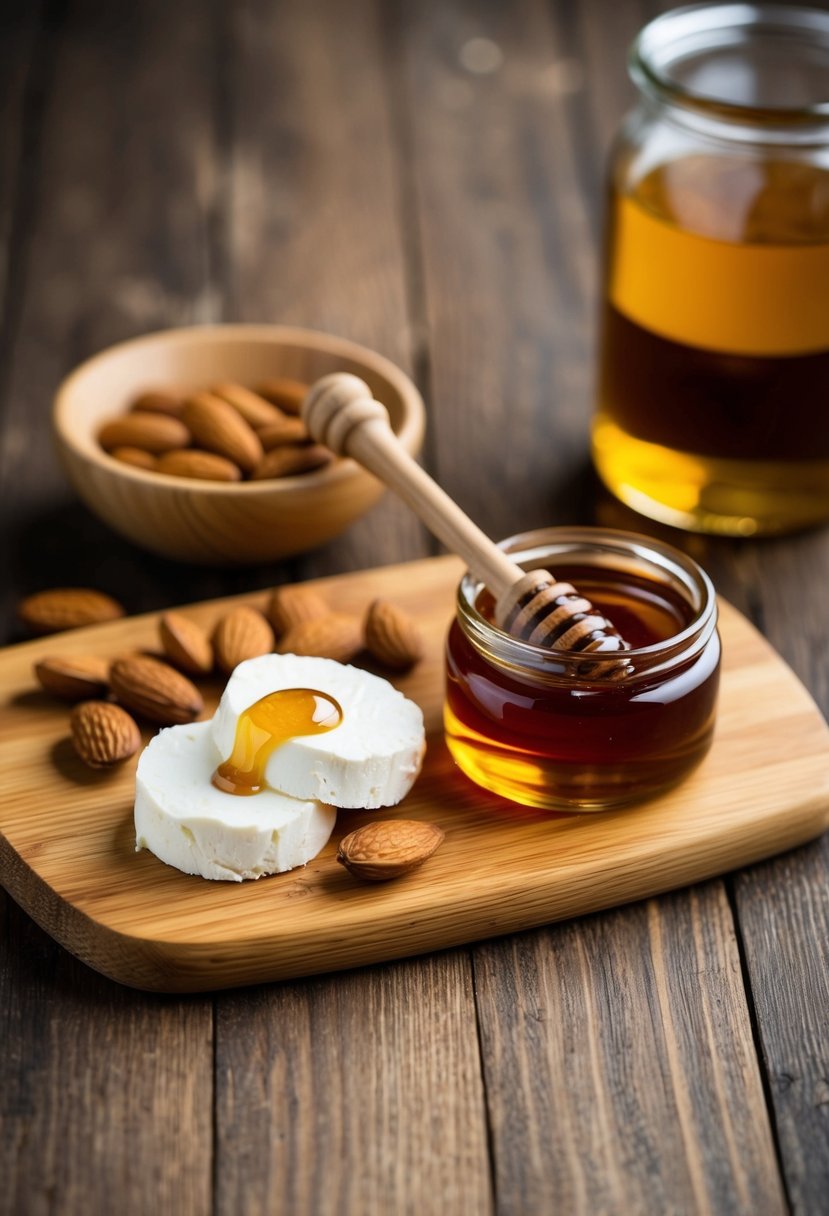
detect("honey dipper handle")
(302, 374), (524, 600)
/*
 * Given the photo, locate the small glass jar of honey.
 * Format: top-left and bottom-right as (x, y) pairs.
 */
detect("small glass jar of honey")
(444, 528), (720, 811)
(593, 4), (829, 535)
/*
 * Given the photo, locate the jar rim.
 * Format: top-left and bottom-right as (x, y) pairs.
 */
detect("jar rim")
(631, 3), (829, 126)
(456, 526), (718, 684)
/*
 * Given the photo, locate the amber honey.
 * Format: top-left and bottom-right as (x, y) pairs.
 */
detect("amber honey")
(594, 157), (829, 535)
(213, 688), (342, 796)
(444, 529), (720, 810)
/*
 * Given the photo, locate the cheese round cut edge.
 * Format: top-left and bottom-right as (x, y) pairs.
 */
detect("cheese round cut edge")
(134, 721), (336, 882)
(210, 653), (426, 808)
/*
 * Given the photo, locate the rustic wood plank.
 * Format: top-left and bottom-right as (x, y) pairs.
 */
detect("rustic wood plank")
(215, 955), (493, 1216)
(0, 892), (213, 1216)
(223, 0), (429, 579)
(474, 886), (787, 1215)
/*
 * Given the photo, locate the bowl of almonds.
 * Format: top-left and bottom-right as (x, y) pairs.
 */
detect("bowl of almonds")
(53, 325), (425, 564)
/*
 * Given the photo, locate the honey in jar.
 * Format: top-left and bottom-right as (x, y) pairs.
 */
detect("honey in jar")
(592, 5), (829, 535)
(444, 528), (720, 810)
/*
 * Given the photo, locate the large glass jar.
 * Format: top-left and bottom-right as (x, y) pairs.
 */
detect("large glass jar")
(444, 527), (721, 811)
(592, 4), (829, 536)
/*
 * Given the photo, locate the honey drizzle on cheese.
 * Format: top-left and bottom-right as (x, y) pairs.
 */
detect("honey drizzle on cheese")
(212, 688), (343, 796)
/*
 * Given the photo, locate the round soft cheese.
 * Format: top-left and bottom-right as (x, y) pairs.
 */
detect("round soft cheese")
(210, 654), (426, 808)
(135, 721), (336, 881)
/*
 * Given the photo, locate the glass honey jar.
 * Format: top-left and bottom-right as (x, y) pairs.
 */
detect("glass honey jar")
(592, 4), (829, 536)
(444, 528), (720, 811)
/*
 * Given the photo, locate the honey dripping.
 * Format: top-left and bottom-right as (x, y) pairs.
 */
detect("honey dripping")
(212, 688), (343, 796)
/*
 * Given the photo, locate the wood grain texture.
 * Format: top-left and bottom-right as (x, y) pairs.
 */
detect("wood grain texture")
(215, 954), (493, 1216)
(1, 556), (827, 992)
(221, 0), (431, 579)
(0, 879), (213, 1216)
(473, 884), (787, 1216)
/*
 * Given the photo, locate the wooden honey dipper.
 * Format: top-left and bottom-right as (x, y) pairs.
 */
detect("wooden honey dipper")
(303, 374), (631, 671)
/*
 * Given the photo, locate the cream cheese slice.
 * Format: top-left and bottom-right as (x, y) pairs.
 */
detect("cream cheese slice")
(134, 721), (336, 882)
(211, 654), (426, 808)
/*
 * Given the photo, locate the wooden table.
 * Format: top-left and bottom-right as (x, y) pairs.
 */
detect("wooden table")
(1, 2), (827, 1213)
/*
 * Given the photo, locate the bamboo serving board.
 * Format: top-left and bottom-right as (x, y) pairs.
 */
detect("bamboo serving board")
(1, 556), (828, 992)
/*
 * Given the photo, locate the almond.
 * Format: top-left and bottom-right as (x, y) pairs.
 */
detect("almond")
(110, 655), (204, 725)
(112, 446), (158, 471)
(129, 389), (184, 416)
(337, 820), (445, 882)
(277, 613), (363, 663)
(159, 612), (214, 676)
(364, 599), (424, 670)
(156, 449), (242, 482)
(34, 655), (111, 701)
(98, 412), (190, 454)
(266, 584), (330, 636)
(211, 382), (285, 428)
(251, 444), (333, 481)
(182, 392), (263, 474)
(254, 377), (308, 415)
(212, 606), (275, 675)
(18, 588), (125, 635)
(70, 701), (142, 769)
(256, 417), (309, 450)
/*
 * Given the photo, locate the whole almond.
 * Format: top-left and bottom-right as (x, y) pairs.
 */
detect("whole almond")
(251, 444), (333, 481)
(182, 392), (263, 474)
(34, 655), (111, 701)
(256, 417), (309, 450)
(129, 390), (184, 416)
(254, 377), (308, 415)
(156, 449), (242, 482)
(112, 446), (158, 471)
(110, 655), (204, 725)
(98, 412), (190, 454)
(19, 588), (125, 635)
(266, 584), (330, 636)
(211, 382), (285, 428)
(159, 612), (214, 675)
(364, 600), (424, 670)
(337, 820), (445, 882)
(277, 613), (363, 663)
(70, 701), (142, 769)
(212, 606), (275, 675)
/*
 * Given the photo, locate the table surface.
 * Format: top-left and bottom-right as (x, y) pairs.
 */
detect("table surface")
(1, 2), (827, 1214)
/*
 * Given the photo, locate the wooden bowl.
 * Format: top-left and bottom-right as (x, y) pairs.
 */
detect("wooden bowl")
(53, 325), (425, 564)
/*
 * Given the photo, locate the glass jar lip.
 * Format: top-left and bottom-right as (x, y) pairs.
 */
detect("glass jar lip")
(631, 3), (829, 125)
(456, 526), (718, 681)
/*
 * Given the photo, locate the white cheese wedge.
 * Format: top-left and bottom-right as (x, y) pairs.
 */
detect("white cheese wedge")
(134, 721), (336, 882)
(211, 654), (426, 808)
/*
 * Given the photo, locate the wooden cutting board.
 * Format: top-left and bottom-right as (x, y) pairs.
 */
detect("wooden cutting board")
(1, 556), (827, 992)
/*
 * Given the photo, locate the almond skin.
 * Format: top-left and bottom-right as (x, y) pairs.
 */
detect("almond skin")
(337, 820), (445, 882)
(364, 599), (424, 670)
(129, 389), (184, 416)
(266, 584), (330, 637)
(34, 655), (111, 701)
(156, 449), (242, 482)
(211, 383), (285, 429)
(70, 701), (142, 769)
(251, 444), (333, 480)
(98, 411), (190, 454)
(277, 613), (363, 663)
(254, 377), (308, 415)
(159, 612), (214, 675)
(112, 446), (158, 471)
(182, 392), (263, 474)
(18, 589), (125, 635)
(212, 606), (275, 675)
(110, 655), (204, 725)
(256, 417), (309, 450)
